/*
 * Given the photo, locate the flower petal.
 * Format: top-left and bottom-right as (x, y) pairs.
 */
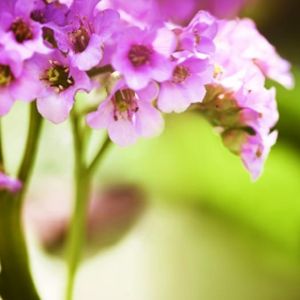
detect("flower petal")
(37, 93), (73, 124)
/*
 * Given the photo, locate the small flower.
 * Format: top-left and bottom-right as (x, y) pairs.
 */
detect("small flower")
(51, 0), (120, 71)
(31, 0), (70, 26)
(0, 0), (50, 60)
(178, 10), (218, 56)
(241, 131), (277, 180)
(87, 80), (163, 146)
(222, 129), (277, 180)
(215, 18), (294, 89)
(32, 51), (92, 123)
(112, 26), (176, 90)
(158, 57), (213, 113)
(235, 84), (278, 134)
(0, 171), (22, 193)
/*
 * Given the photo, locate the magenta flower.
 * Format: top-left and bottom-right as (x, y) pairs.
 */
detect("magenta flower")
(0, 0), (50, 60)
(52, 0), (120, 71)
(158, 57), (213, 113)
(31, 0), (70, 26)
(87, 80), (164, 146)
(178, 10), (218, 56)
(0, 171), (22, 193)
(31, 51), (92, 123)
(0, 47), (41, 116)
(111, 26), (176, 90)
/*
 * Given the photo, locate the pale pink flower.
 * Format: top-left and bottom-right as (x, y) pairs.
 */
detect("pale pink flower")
(87, 80), (163, 146)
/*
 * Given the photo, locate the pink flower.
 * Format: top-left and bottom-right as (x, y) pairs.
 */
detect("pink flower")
(241, 131), (277, 180)
(158, 57), (213, 113)
(53, 1), (120, 71)
(0, 0), (50, 60)
(0, 171), (22, 193)
(87, 80), (164, 146)
(111, 26), (176, 90)
(215, 18), (294, 89)
(235, 83), (278, 134)
(31, 51), (93, 123)
(178, 10), (218, 56)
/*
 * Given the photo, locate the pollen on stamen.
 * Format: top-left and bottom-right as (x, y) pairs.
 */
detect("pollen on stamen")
(43, 63), (75, 92)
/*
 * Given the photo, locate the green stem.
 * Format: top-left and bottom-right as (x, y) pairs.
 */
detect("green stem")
(0, 103), (43, 300)
(88, 135), (111, 175)
(65, 115), (111, 300)
(65, 168), (91, 300)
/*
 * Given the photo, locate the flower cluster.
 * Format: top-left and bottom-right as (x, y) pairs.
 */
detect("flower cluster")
(0, 0), (293, 179)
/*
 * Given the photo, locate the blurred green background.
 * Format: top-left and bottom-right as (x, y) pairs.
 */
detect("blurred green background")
(2, 0), (300, 299)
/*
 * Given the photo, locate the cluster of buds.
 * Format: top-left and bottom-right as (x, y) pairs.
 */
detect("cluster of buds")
(0, 0), (294, 182)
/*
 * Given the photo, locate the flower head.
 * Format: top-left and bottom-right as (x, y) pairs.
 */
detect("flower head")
(112, 26), (176, 90)
(31, 0), (70, 26)
(87, 80), (163, 146)
(51, 0), (120, 71)
(0, 0), (50, 60)
(177, 10), (218, 56)
(32, 51), (93, 123)
(158, 57), (213, 113)
(223, 129), (277, 180)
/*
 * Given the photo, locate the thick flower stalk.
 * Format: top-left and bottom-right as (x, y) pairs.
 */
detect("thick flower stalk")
(0, 0), (294, 299)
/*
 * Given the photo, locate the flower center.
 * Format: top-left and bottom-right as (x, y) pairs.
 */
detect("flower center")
(0, 65), (14, 87)
(69, 26), (90, 53)
(113, 88), (139, 120)
(30, 9), (46, 23)
(172, 65), (190, 84)
(128, 45), (152, 67)
(45, 63), (74, 91)
(10, 18), (33, 43)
